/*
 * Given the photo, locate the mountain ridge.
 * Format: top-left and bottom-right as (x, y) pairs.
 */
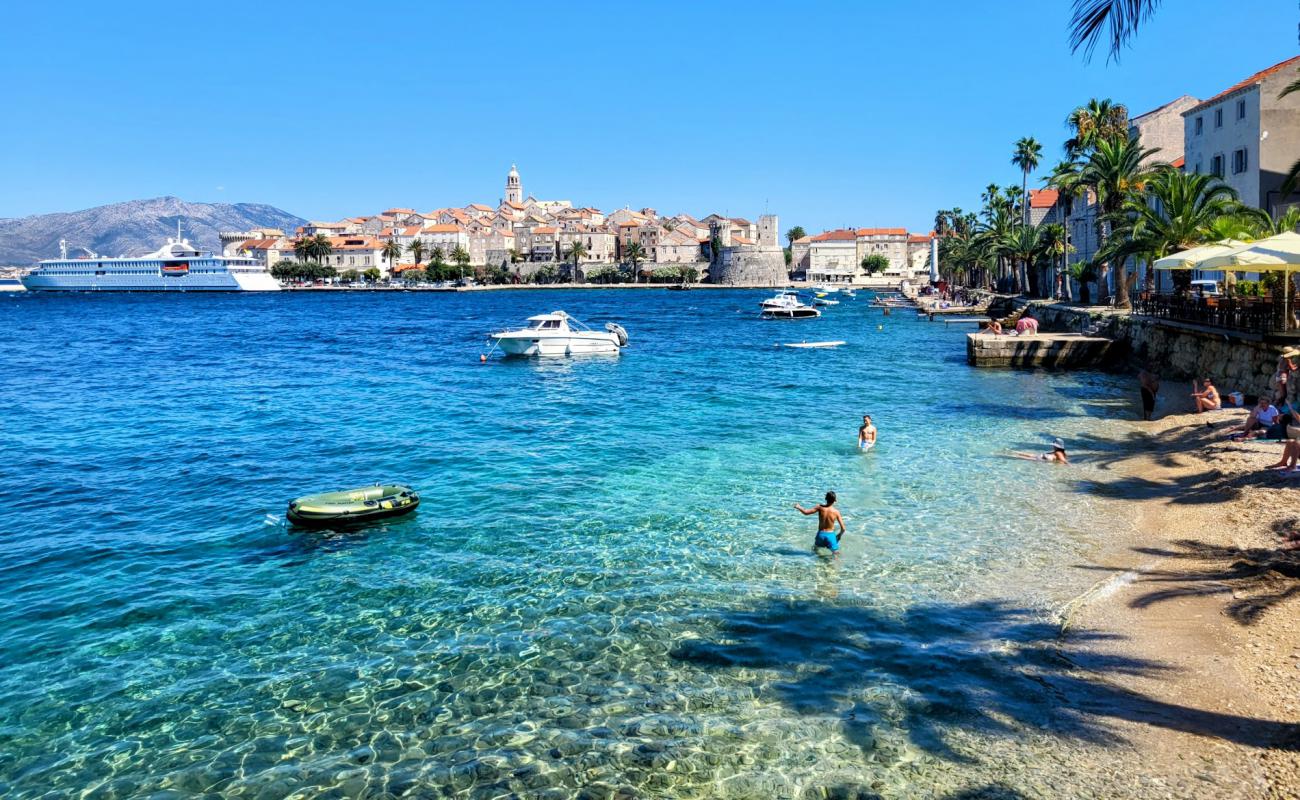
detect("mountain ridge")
(0, 196), (306, 265)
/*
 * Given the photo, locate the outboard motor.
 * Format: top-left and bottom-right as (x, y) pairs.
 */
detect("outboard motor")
(605, 322), (629, 347)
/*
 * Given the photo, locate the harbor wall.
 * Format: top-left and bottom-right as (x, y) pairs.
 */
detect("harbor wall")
(1023, 301), (1283, 399)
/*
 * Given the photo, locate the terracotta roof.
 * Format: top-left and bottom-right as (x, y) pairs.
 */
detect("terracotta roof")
(731, 236), (753, 245)
(907, 235), (932, 244)
(532, 226), (558, 234)
(505, 201), (526, 210)
(793, 236), (811, 244)
(811, 229), (858, 242)
(382, 208), (415, 215)
(467, 203), (494, 211)
(856, 228), (907, 237)
(1187, 55), (1300, 113)
(730, 217), (752, 226)
(423, 224), (464, 234)
(240, 238), (284, 249)
(617, 221), (641, 228)
(327, 236), (385, 250)
(1171, 156), (1186, 169)
(1028, 189), (1059, 209)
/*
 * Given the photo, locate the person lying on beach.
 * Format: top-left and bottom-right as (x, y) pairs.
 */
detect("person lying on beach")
(1010, 439), (1069, 464)
(857, 415), (877, 451)
(1229, 397), (1279, 439)
(1191, 378), (1221, 414)
(794, 492), (846, 557)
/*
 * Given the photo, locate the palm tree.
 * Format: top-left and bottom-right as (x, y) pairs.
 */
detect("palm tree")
(1047, 159), (1084, 300)
(1110, 167), (1246, 295)
(381, 240), (402, 276)
(1038, 223), (1068, 298)
(785, 226), (806, 247)
(450, 246), (471, 282)
(1069, 0), (1162, 61)
(1064, 98), (1129, 157)
(1012, 137), (1043, 226)
(999, 224), (1045, 297)
(1077, 133), (1158, 308)
(624, 242), (645, 283)
(565, 240), (588, 282)
(406, 239), (426, 267)
(508, 247), (523, 265)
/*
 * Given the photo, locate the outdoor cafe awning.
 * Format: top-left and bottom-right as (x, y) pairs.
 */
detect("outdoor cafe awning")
(1195, 231), (1300, 272)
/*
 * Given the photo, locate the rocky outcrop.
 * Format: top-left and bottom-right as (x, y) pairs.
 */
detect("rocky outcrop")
(0, 196), (305, 265)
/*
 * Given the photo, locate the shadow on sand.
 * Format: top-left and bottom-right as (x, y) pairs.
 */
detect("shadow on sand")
(671, 597), (1300, 764)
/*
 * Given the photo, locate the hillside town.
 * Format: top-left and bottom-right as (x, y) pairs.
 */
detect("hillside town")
(220, 165), (937, 286)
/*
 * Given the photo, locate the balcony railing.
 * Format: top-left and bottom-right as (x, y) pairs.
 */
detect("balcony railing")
(1135, 293), (1293, 335)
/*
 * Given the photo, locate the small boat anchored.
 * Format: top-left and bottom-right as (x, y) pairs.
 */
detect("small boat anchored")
(759, 291), (820, 319)
(287, 484), (420, 528)
(488, 310), (628, 357)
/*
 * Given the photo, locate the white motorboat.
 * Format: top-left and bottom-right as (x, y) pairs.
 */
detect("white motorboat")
(489, 311), (628, 357)
(759, 291), (820, 319)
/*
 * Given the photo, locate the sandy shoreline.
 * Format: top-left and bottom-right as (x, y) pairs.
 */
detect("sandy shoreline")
(1062, 399), (1300, 797)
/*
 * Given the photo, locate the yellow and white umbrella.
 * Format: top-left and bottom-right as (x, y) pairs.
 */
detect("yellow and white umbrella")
(1195, 231), (1300, 272)
(1152, 239), (1250, 270)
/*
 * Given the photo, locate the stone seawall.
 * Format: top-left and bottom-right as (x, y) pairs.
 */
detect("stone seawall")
(1021, 301), (1284, 398)
(710, 247), (785, 286)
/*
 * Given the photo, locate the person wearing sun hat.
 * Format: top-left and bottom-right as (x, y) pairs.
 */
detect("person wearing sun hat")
(1010, 438), (1069, 464)
(1279, 346), (1300, 427)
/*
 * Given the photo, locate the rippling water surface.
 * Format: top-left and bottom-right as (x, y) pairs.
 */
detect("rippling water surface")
(0, 290), (1140, 798)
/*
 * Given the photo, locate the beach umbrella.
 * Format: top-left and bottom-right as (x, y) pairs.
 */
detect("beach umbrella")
(1193, 232), (1300, 330)
(1152, 240), (1250, 270)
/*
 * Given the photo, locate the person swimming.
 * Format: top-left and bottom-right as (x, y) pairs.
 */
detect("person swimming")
(794, 491), (846, 556)
(1010, 438), (1069, 464)
(857, 414), (877, 451)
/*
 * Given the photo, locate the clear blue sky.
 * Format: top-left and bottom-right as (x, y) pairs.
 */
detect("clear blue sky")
(1, 1), (1294, 233)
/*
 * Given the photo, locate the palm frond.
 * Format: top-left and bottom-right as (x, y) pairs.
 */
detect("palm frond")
(1069, 0), (1162, 62)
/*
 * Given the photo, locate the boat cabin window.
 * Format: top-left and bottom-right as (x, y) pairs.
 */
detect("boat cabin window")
(528, 319), (562, 329)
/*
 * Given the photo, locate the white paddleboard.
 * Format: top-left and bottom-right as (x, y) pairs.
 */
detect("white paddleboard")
(781, 341), (846, 348)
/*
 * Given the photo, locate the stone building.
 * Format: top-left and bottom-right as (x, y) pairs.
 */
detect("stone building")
(1183, 55), (1300, 217)
(855, 228), (910, 276)
(709, 212), (785, 285)
(806, 229), (859, 283)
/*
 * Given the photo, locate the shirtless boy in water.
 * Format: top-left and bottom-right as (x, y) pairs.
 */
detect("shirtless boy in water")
(794, 491), (846, 556)
(857, 415), (877, 451)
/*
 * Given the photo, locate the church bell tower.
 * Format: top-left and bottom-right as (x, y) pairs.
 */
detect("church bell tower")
(504, 164), (522, 205)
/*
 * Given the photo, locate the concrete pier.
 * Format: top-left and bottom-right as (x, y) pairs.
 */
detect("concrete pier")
(966, 332), (1117, 368)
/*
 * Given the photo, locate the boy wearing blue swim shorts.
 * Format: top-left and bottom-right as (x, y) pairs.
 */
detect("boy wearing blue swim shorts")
(794, 491), (846, 557)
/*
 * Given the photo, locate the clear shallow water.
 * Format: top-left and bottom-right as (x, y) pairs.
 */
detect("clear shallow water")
(0, 291), (1140, 798)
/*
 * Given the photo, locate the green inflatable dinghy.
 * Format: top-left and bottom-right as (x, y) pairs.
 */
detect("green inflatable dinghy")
(286, 484), (419, 528)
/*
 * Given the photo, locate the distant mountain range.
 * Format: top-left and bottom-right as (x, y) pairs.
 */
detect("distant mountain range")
(0, 197), (306, 265)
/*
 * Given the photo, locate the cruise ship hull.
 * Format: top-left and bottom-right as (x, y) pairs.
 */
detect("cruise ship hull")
(21, 271), (280, 292)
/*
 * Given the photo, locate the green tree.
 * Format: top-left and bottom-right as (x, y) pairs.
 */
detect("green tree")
(339, 268), (360, 283)
(860, 254), (889, 275)
(406, 239), (426, 267)
(363, 267), (382, 283)
(381, 239), (402, 275)
(508, 247), (523, 265)
(1077, 132), (1158, 307)
(564, 240), (588, 282)
(624, 242), (645, 283)
(428, 247), (447, 281)
(680, 266), (699, 284)
(400, 268), (427, 284)
(1065, 98), (1129, 157)
(1038, 223), (1069, 299)
(1012, 137), (1043, 226)
(531, 264), (558, 285)
(784, 226), (806, 247)
(450, 246), (471, 282)
(1046, 158), (1084, 300)
(270, 260), (297, 282)
(998, 224), (1046, 297)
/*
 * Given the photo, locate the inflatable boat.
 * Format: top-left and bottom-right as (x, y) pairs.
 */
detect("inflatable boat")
(286, 484), (419, 528)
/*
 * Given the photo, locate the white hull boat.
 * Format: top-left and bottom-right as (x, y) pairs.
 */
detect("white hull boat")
(759, 291), (820, 319)
(490, 311), (628, 357)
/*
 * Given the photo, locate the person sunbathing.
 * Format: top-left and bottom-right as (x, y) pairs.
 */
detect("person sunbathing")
(1010, 439), (1069, 464)
(1191, 378), (1221, 414)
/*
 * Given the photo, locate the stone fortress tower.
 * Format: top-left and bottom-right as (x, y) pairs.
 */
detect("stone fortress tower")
(504, 164), (523, 205)
(709, 213), (786, 286)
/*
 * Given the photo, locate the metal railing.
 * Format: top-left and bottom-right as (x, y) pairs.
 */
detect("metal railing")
(1135, 293), (1284, 335)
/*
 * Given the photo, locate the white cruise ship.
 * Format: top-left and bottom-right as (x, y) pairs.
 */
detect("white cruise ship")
(21, 231), (280, 292)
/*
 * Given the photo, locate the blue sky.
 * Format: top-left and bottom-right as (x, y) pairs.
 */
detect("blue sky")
(0, 1), (1294, 233)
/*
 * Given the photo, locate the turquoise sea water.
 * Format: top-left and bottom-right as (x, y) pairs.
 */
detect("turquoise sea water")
(0, 290), (1142, 798)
